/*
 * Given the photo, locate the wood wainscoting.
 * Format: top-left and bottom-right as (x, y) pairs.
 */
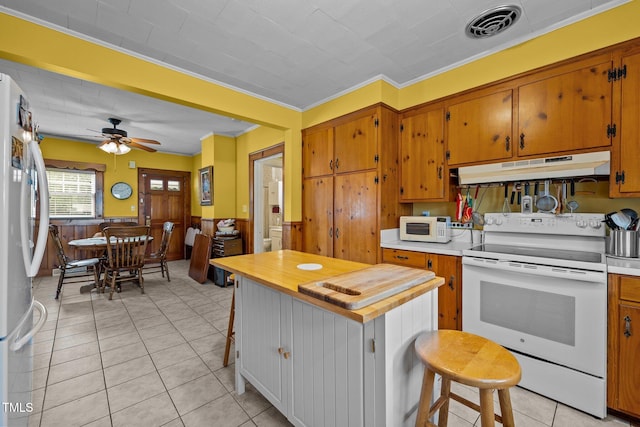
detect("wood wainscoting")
(198, 218), (302, 255)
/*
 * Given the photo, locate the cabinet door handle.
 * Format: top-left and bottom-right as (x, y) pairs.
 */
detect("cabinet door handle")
(427, 259), (433, 269)
(438, 166), (443, 180)
(283, 351), (291, 360)
(278, 347), (284, 354)
(505, 136), (510, 152)
(520, 133), (526, 150)
(624, 315), (632, 338)
(335, 228), (340, 239)
(448, 275), (455, 290)
(335, 158), (340, 170)
(395, 255), (409, 260)
(329, 159), (333, 170)
(329, 227), (333, 238)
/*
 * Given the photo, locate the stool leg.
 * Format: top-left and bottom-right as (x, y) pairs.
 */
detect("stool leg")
(437, 378), (451, 427)
(223, 289), (235, 367)
(479, 389), (495, 427)
(498, 388), (516, 427)
(415, 368), (435, 427)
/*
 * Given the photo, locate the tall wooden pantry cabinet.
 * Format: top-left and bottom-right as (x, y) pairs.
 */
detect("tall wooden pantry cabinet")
(301, 104), (410, 264)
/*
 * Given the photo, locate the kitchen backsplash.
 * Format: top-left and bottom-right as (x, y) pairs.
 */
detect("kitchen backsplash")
(412, 180), (640, 225)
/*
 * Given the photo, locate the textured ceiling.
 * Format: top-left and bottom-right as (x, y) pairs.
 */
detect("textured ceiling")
(0, 0), (628, 155)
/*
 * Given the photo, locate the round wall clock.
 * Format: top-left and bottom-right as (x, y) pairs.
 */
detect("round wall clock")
(111, 182), (133, 200)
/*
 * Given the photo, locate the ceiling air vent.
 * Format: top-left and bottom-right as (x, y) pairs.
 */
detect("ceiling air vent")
(465, 5), (521, 39)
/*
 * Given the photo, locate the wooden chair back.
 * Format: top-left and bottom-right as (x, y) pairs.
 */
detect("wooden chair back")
(156, 221), (175, 258)
(48, 224), (70, 266)
(48, 224), (101, 299)
(103, 226), (150, 271)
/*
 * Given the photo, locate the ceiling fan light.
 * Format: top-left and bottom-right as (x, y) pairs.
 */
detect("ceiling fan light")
(99, 141), (118, 154)
(116, 144), (131, 155)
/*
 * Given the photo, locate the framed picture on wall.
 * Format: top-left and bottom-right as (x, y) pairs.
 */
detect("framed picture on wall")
(199, 166), (213, 206)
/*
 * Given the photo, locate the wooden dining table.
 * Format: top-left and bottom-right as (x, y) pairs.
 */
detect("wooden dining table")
(67, 235), (153, 293)
(67, 235), (153, 250)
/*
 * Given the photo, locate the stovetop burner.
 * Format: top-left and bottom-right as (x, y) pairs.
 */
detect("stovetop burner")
(468, 244), (604, 264)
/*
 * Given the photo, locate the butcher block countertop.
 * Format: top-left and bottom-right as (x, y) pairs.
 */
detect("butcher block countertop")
(210, 250), (444, 323)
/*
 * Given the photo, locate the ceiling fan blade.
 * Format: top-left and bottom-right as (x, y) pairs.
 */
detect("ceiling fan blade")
(128, 141), (157, 152)
(97, 140), (110, 147)
(129, 137), (161, 145)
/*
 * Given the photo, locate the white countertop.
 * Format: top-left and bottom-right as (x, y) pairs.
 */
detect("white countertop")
(381, 228), (640, 276)
(380, 228), (474, 256)
(607, 255), (640, 276)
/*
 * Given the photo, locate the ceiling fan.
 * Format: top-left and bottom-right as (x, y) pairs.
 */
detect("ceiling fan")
(97, 118), (161, 155)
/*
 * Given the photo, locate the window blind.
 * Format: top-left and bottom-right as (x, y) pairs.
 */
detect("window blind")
(47, 169), (96, 218)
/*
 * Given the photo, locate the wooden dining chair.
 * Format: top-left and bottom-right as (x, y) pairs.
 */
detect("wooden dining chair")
(101, 225), (151, 300)
(144, 221), (175, 282)
(48, 225), (102, 299)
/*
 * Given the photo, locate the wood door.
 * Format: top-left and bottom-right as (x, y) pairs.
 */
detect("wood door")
(333, 171), (377, 264)
(302, 176), (333, 258)
(138, 169), (190, 260)
(433, 254), (461, 330)
(302, 127), (334, 178)
(333, 112), (378, 174)
(446, 90), (513, 166)
(615, 51), (640, 195)
(400, 107), (445, 201)
(518, 56), (612, 157)
(618, 303), (640, 416)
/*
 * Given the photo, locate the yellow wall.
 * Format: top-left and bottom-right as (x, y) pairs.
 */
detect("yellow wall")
(191, 152), (202, 218)
(213, 135), (237, 219)
(197, 134), (238, 220)
(40, 137), (194, 218)
(199, 134), (215, 220)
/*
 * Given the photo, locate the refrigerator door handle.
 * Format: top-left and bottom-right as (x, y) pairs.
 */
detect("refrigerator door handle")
(10, 300), (47, 352)
(20, 139), (49, 278)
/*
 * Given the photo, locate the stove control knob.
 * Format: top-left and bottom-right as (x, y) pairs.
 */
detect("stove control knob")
(589, 220), (602, 229)
(576, 220), (588, 228)
(494, 217), (503, 226)
(485, 217), (494, 225)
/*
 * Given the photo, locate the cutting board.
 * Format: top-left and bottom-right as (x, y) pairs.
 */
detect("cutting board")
(298, 263), (435, 310)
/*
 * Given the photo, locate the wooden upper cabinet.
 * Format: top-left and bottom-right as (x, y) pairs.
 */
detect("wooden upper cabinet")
(612, 50), (640, 196)
(517, 56), (613, 157)
(399, 106), (446, 201)
(446, 90), (513, 166)
(302, 127), (334, 178)
(333, 112), (378, 174)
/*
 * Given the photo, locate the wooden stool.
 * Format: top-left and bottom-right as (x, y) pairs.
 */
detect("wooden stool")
(415, 330), (521, 427)
(223, 274), (236, 367)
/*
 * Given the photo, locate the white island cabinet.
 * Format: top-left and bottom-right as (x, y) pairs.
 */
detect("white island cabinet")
(212, 250), (442, 427)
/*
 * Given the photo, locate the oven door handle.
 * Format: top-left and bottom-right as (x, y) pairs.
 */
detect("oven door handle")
(462, 256), (606, 283)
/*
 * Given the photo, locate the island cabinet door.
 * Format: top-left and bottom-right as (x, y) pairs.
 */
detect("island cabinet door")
(289, 299), (365, 427)
(237, 278), (291, 414)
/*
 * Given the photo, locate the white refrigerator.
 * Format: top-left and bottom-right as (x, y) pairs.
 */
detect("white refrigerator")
(0, 74), (49, 427)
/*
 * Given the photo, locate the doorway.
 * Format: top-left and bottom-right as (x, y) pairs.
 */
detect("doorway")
(249, 144), (284, 254)
(138, 168), (191, 259)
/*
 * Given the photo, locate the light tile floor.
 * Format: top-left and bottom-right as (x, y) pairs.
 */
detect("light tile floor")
(28, 260), (635, 427)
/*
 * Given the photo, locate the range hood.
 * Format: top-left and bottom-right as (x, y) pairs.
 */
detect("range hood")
(458, 151), (610, 184)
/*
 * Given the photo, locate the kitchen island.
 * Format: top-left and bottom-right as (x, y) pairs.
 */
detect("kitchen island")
(211, 250), (444, 427)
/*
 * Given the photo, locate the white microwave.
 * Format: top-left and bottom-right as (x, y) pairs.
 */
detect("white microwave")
(399, 216), (451, 243)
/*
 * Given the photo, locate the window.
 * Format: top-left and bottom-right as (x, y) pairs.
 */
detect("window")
(47, 169), (96, 218)
(44, 160), (105, 219)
